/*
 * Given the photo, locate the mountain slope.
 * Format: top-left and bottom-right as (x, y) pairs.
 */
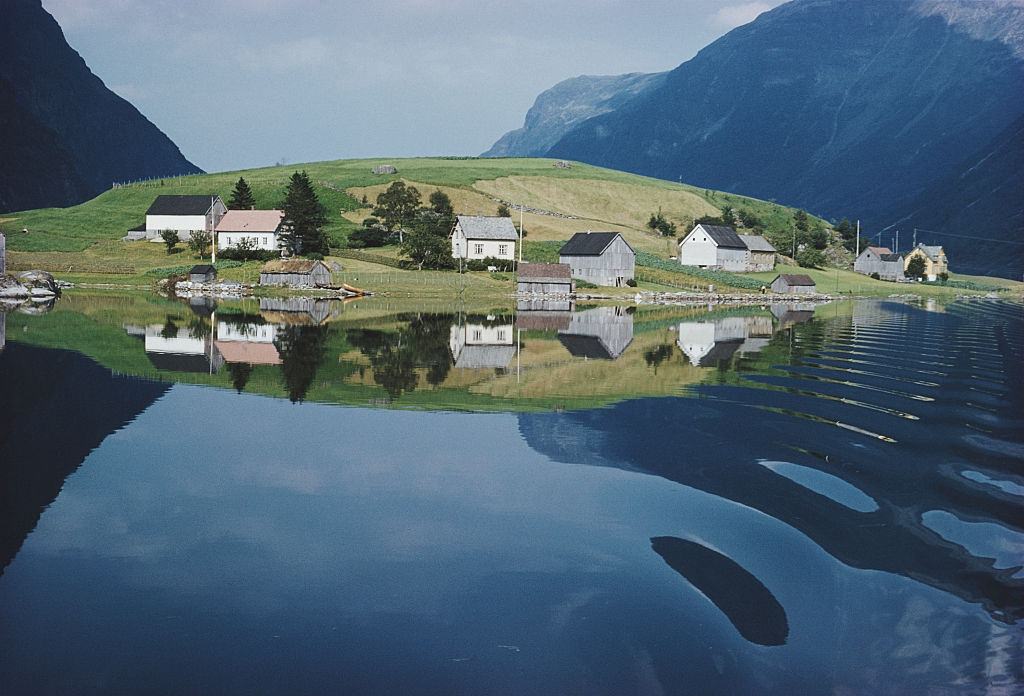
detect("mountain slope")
(482, 72), (666, 158)
(0, 0), (201, 213)
(501, 0), (1024, 277)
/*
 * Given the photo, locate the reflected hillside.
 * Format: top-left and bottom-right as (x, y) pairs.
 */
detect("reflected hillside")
(3, 292), (826, 411)
(519, 299), (1024, 624)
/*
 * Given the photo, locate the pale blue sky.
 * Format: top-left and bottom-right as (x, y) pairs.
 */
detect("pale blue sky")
(44, 0), (785, 172)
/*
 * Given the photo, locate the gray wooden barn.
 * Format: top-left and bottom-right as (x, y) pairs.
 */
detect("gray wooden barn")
(771, 273), (817, 294)
(259, 259), (332, 288)
(559, 232), (635, 287)
(517, 263), (574, 294)
(854, 246), (904, 281)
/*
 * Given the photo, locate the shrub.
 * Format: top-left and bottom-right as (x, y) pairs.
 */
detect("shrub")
(870, 272), (880, 280)
(465, 256), (514, 272)
(796, 248), (825, 268)
(217, 247), (279, 262)
(625, 278), (638, 287)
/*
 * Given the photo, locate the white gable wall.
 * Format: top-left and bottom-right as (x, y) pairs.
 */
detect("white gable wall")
(678, 226), (719, 266)
(450, 222), (516, 259)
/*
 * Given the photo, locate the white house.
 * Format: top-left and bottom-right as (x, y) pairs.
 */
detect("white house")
(145, 195), (226, 242)
(678, 224), (751, 271)
(450, 215), (518, 261)
(215, 209), (285, 251)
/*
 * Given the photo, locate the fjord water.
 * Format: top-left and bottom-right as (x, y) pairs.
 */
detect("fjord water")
(0, 297), (1021, 694)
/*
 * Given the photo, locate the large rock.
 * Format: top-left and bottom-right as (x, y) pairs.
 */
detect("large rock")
(16, 270), (60, 297)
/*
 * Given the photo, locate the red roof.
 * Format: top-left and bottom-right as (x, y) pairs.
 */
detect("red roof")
(215, 341), (282, 365)
(215, 210), (284, 234)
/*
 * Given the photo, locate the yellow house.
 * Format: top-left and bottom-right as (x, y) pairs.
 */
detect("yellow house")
(904, 244), (948, 281)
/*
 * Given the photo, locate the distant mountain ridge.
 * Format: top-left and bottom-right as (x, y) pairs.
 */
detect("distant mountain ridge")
(483, 72), (667, 158)
(0, 0), (201, 214)
(486, 0), (1024, 277)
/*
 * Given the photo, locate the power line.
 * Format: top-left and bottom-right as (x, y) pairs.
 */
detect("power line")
(909, 227), (1024, 246)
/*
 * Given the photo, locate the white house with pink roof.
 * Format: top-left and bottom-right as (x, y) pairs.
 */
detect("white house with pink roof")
(214, 209), (285, 251)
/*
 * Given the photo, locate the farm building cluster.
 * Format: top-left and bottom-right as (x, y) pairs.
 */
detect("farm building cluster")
(677, 224), (777, 272)
(853, 243), (949, 282)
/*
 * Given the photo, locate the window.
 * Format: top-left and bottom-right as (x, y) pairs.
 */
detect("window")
(497, 330), (507, 342)
(226, 236), (232, 245)
(498, 244), (508, 256)
(474, 243), (484, 255)
(472, 329), (483, 341)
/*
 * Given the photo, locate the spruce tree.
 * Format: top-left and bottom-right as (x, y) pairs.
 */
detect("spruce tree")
(228, 177), (256, 210)
(280, 171), (329, 256)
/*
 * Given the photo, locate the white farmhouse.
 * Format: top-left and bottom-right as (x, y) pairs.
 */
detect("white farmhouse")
(145, 195), (226, 242)
(450, 215), (518, 261)
(215, 210), (285, 251)
(677, 224), (750, 271)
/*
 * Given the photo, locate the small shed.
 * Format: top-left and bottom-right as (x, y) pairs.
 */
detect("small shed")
(259, 259), (332, 288)
(771, 273), (817, 294)
(559, 232), (635, 287)
(372, 164), (397, 175)
(189, 264), (217, 284)
(854, 246), (904, 281)
(517, 263), (574, 294)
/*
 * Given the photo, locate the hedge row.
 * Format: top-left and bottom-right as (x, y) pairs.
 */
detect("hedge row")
(635, 251), (765, 290)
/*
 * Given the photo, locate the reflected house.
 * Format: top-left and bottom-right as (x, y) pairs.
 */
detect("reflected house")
(0, 312), (5, 353)
(144, 324), (213, 373)
(214, 321), (281, 366)
(258, 297), (340, 325)
(448, 320), (516, 369)
(558, 306), (634, 360)
(516, 298), (574, 314)
(770, 303), (817, 329)
(677, 314), (777, 366)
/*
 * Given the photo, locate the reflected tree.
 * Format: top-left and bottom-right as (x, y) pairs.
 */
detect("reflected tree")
(227, 362), (253, 394)
(275, 325), (329, 403)
(643, 344), (674, 372)
(346, 313), (454, 399)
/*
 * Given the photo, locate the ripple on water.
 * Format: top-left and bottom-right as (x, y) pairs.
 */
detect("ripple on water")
(758, 460), (879, 513)
(921, 511), (1024, 578)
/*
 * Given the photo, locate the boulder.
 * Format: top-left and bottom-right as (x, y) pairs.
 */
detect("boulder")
(16, 270), (60, 297)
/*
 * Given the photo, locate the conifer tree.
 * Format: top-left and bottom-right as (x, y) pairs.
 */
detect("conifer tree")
(228, 177), (256, 210)
(280, 171), (329, 256)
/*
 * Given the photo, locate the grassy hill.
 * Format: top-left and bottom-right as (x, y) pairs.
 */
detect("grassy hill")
(0, 156), (801, 265)
(1, 156), (1019, 297)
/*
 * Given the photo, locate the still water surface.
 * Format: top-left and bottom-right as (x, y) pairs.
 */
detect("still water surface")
(0, 295), (1021, 694)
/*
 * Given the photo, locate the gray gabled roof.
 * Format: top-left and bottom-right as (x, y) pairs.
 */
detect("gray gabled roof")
(774, 273), (816, 286)
(559, 231), (632, 256)
(917, 244), (944, 261)
(455, 215), (518, 241)
(696, 224), (746, 249)
(878, 253), (903, 262)
(146, 195), (220, 216)
(738, 234), (776, 252)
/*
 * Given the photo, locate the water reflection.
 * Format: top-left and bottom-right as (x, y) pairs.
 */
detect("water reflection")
(651, 536), (789, 646)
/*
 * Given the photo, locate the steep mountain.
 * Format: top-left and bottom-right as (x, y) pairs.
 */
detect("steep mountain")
(482, 72), (666, 157)
(0, 0), (201, 214)
(492, 0), (1024, 277)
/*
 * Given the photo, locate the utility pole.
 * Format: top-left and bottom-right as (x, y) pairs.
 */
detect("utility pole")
(913, 228), (917, 249)
(518, 203), (524, 265)
(855, 219), (860, 256)
(895, 229), (899, 254)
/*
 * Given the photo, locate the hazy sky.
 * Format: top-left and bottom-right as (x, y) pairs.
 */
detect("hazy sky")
(44, 0), (785, 173)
